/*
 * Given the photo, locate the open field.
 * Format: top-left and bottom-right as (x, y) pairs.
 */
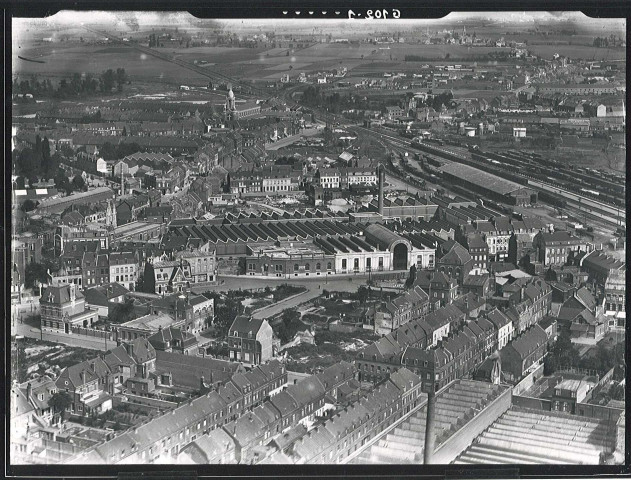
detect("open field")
(14, 45), (212, 83)
(526, 44), (625, 60)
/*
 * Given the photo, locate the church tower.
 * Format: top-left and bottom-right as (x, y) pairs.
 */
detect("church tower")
(225, 83), (236, 120)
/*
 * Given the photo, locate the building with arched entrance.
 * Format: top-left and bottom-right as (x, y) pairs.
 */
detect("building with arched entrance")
(364, 224), (414, 271)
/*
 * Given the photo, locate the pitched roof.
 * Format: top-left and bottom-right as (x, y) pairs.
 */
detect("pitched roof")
(154, 351), (237, 389)
(439, 241), (472, 265)
(575, 286), (597, 311)
(56, 357), (111, 389)
(485, 308), (511, 329)
(178, 428), (236, 463)
(83, 283), (129, 306)
(506, 325), (547, 358)
(127, 337), (156, 364)
(148, 326), (197, 350)
(229, 316), (265, 335)
(40, 285), (85, 305)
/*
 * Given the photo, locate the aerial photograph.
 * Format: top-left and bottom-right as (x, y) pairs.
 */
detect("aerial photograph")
(9, 11), (626, 468)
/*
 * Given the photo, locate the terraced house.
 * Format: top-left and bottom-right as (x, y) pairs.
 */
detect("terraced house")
(68, 360), (286, 463)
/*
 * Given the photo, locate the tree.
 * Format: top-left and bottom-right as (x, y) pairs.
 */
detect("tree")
(405, 264), (417, 289)
(356, 285), (370, 305)
(54, 169), (72, 196)
(543, 354), (557, 375)
(550, 330), (580, 369)
(49, 391), (73, 421)
(28, 174), (40, 187)
(71, 174), (86, 192)
(14, 147), (40, 177)
(108, 300), (136, 324)
(100, 142), (117, 161)
(277, 309), (301, 344)
(609, 383), (625, 401)
(115, 68), (127, 92)
(21, 199), (37, 213)
(100, 69), (116, 93)
(15, 176), (25, 189)
(25, 262), (50, 289)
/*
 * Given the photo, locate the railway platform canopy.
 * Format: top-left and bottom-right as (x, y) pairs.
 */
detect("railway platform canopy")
(439, 163), (535, 206)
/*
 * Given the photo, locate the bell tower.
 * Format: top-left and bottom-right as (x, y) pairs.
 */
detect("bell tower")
(225, 83), (236, 120)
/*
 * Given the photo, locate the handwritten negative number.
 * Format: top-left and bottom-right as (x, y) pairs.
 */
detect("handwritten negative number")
(348, 9), (401, 19)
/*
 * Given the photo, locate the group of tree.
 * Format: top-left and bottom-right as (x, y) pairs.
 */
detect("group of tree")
(415, 90), (454, 112)
(543, 329), (580, 375)
(107, 300), (137, 325)
(592, 36), (616, 48)
(578, 340), (624, 374)
(202, 291), (244, 337)
(12, 68), (128, 99)
(13, 135), (57, 179)
(275, 308), (305, 344)
(544, 329), (625, 376)
(99, 141), (143, 161)
(300, 86), (354, 115)
(54, 167), (87, 196)
(274, 156), (299, 166)
(24, 258), (60, 290)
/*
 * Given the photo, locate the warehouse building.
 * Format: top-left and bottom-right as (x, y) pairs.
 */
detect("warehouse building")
(439, 163), (536, 206)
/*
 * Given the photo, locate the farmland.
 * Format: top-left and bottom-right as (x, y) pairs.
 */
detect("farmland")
(14, 45), (212, 84)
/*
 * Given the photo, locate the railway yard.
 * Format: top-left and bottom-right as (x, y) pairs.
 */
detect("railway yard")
(352, 126), (625, 242)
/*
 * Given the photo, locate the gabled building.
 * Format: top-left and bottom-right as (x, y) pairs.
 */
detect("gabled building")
(108, 252), (138, 291)
(148, 326), (199, 355)
(415, 270), (458, 312)
(436, 240), (474, 284)
(40, 285), (99, 334)
(499, 325), (548, 383)
(83, 282), (129, 318)
(485, 308), (514, 350)
(228, 316), (274, 365)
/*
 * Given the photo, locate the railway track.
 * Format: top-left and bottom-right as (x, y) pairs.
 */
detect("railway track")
(354, 126), (626, 229)
(528, 180), (625, 227)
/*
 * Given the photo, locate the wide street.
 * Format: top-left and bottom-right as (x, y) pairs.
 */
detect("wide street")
(12, 317), (117, 351)
(191, 272), (388, 320)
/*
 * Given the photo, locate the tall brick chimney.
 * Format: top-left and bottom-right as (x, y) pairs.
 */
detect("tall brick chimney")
(377, 164), (385, 216)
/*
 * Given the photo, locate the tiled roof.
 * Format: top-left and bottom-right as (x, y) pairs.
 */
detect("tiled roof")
(485, 308), (511, 329)
(40, 285), (85, 305)
(269, 390), (299, 417)
(439, 241), (472, 265)
(56, 357), (111, 389)
(229, 316), (265, 336)
(179, 428), (236, 463)
(506, 325), (547, 358)
(154, 350), (237, 389)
